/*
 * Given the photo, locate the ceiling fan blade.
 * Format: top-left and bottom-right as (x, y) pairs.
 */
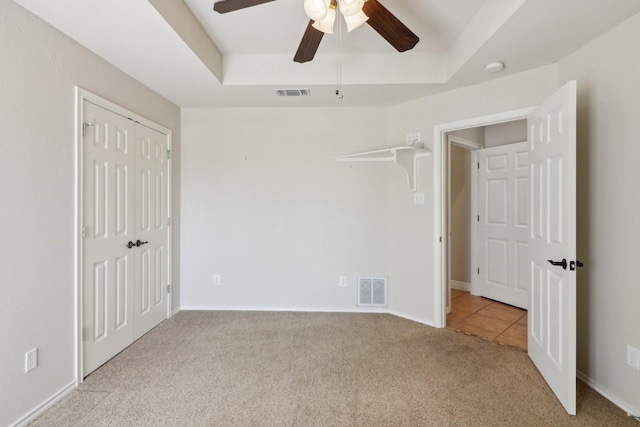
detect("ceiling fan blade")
(213, 0), (277, 14)
(294, 20), (324, 63)
(362, 0), (419, 52)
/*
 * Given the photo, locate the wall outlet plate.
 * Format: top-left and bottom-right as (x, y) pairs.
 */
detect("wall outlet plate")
(414, 192), (425, 205)
(405, 133), (421, 146)
(339, 276), (348, 287)
(213, 274), (221, 286)
(25, 348), (37, 373)
(627, 345), (640, 370)
(405, 133), (414, 145)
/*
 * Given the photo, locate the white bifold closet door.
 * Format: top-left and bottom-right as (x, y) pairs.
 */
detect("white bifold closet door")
(82, 100), (168, 376)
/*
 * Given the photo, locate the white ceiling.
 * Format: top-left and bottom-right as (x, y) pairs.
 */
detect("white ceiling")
(14, 0), (640, 108)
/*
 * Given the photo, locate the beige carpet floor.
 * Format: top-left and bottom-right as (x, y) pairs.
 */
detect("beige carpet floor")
(30, 311), (636, 426)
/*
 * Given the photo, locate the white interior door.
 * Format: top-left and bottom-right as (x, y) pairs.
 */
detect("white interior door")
(134, 124), (168, 339)
(528, 81), (577, 415)
(477, 141), (529, 309)
(83, 101), (136, 374)
(82, 100), (169, 376)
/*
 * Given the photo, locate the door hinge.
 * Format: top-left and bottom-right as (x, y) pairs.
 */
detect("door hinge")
(81, 225), (86, 239)
(82, 328), (87, 341)
(477, 215), (480, 222)
(439, 236), (442, 243)
(167, 149), (172, 160)
(477, 162), (480, 169)
(82, 122), (94, 137)
(167, 284), (171, 294)
(165, 218), (171, 227)
(477, 268), (480, 275)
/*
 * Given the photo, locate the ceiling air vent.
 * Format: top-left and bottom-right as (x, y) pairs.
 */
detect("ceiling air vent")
(275, 88), (310, 97)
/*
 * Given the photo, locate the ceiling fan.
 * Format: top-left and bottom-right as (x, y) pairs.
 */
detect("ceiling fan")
(213, 0), (419, 63)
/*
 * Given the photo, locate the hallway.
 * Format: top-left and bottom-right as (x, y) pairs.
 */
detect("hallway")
(447, 289), (527, 351)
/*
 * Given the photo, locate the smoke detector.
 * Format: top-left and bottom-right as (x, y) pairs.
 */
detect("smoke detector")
(485, 62), (505, 73)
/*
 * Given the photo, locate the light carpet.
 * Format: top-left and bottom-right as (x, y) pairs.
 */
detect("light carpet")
(30, 311), (636, 426)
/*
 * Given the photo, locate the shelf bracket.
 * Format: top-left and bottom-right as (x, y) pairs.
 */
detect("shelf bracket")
(394, 148), (417, 191)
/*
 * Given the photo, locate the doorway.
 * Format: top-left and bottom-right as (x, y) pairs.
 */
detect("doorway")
(75, 88), (173, 381)
(444, 120), (528, 308)
(432, 107), (534, 328)
(444, 122), (529, 350)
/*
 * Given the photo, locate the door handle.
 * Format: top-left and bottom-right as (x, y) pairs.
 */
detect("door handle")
(127, 241), (135, 249)
(570, 260), (584, 271)
(547, 258), (567, 270)
(136, 239), (148, 247)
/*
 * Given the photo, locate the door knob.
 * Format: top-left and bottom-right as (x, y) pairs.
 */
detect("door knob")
(136, 239), (148, 247)
(127, 241), (135, 249)
(547, 258), (567, 270)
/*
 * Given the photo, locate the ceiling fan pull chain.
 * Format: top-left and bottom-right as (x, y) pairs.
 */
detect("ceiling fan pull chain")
(336, 9), (344, 99)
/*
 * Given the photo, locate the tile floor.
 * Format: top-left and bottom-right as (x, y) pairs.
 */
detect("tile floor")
(446, 289), (527, 351)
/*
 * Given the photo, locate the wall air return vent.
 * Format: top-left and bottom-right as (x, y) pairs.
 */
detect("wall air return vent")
(275, 88), (311, 97)
(358, 276), (387, 307)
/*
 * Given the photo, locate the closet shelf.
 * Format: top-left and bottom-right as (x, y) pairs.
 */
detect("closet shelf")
(336, 145), (431, 191)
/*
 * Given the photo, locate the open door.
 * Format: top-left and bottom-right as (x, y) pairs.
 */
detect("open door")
(528, 80), (578, 414)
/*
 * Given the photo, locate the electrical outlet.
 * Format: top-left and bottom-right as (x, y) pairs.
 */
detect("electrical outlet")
(25, 348), (37, 373)
(339, 276), (348, 287)
(405, 133), (413, 145)
(627, 345), (640, 370)
(213, 274), (221, 286)
(414, 192), (425, 205)
(413, 133), (421, 144)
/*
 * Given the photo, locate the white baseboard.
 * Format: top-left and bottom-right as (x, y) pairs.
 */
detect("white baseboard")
(11, 381), (76, 427)
(387, 310), (437, 328)
(179, 305), (388, 314)
(178, 306), (438, 328)
(171, 307), (180, 316)
(450, 280), (471, 292)
(577, 370), (640, 418)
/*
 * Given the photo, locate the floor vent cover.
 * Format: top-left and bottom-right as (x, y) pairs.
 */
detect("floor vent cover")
(358, 276), (387, 307)
(275, 88), (310, 97)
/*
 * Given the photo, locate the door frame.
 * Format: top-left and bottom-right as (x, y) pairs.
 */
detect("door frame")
(432, 107), (534, 328)
(445, 135), (482, 314)
(74, 87), (173, 384)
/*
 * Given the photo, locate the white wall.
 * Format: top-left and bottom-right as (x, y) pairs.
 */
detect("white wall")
(0, 3), (181, 426)
(180, 107), (392, 311)
(557, 11), (640, 414)
(179, 66), (557, 324)
(385, 64), (558, 323)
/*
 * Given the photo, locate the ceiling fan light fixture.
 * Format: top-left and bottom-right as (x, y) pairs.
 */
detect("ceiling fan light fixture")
(312, 7), (336, 34)
(304, 0), (330, 22)
(344, 10), (368, 32)
(338, 0), (364, 17)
